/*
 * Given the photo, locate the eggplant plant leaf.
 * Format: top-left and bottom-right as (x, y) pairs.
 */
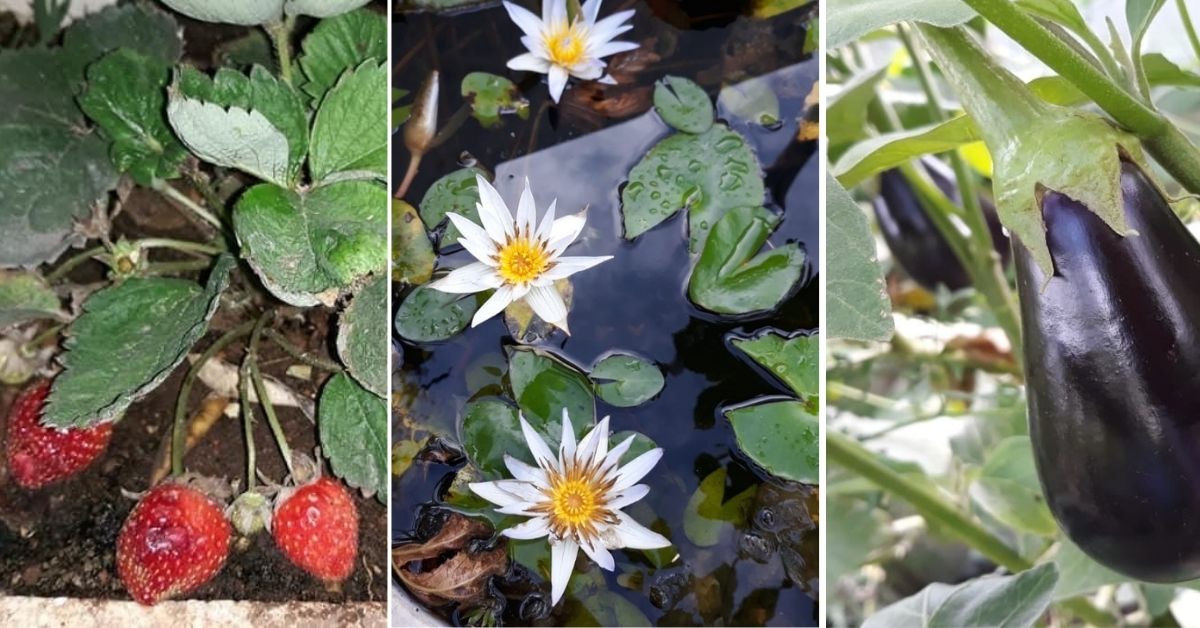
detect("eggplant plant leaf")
(508, 346), (596, 431)
(319, 372), (388, 500)
(589, 353), (664, 407)
(968, 436), (1058, 536)
(394, 283), (478, 342)
(309, 61), (388, 185)
(731, 332), (818, 399)
(833, 116), (980, 188)
(45, 255), (235, 428)
(392, 200), (434, 284)
(0, 272), (66, 329)
(827, 0), (975, 48)
(336, 273), (387, 398)
(826, 174), (892, 341)
(726, 400), (818, 484)
(827, 64), (888, 147)
(864, 563), (1059, 628)
(653, 75), (713, 134)
(688, 206), (804, 315)
(419, 167), (489, 249)
(298, 8), (387, 102)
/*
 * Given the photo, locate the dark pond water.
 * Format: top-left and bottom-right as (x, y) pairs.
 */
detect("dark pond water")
(393, 1), (819, 625)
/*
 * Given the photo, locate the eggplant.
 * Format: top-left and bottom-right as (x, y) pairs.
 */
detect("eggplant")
(1016, 159), (1200, 583)
(873, 158), (1010, 291)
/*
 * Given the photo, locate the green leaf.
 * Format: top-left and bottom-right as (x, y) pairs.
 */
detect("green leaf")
(827, 0), (975, 48)
(1126, 0), (1167, 63)
(731, 332), (818, 399)
(508, 346), (596, 430)
(319, 371), (388, 499)
(0, 271), (65, 329)
(167, 96), (292, 189)
(864, 563), (1059, 628)
(310, 61), (387, 185)
(687, 206), (804, 315)
(683, 466), (757, 547)
(609, 430), (658, 463)
(419, 167), (489, 248)
(45, 255), (234, 428)
(175, 65), (309, 187)
(717, 77), (781, 127)
(336, 274), (387, 397)
(0, 48), (117, 267)
(234, 181), (387, 306)
(392, 199), (434, 284)
(298, 8), (387, 102)
(826, 174), (893, 341)
(394, 283), (478, 342)
(285, 0), (372, 18)
(1144, 53), (1200, 88)
(158, 0), (283, 25)
(1050, 538), (1127, 601)
(726, 400), (818, 484)
(62, 3), (183, 73)
(461, 72), (530, 128)
(589, 353), (664, 407)
(459, 396), (524, 479)
(748, 0), (808, 19)
(833, 116), (980, 188)
(78, 49), (186, 185)
(622, 125), (764, 250)
(653, 76), (714, 134)
(827, 497), (882, 583)
(827, 64), (888, 147)
(969, 436), (1058, 536)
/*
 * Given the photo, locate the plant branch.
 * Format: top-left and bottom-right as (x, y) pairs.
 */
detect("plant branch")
(138, 238), (224, 257)
(263, 329), (343, 372)
(1180, 0), (1200, 65)
(172, 321), (256, 477)
(248, 312), (295, 479)
(151, 180), (224, 229)
(46, 246), (105, 283)
(266, 15), (297, 86)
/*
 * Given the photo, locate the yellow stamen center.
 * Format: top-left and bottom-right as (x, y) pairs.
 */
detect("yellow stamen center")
(544, 22), (587, 67)
(496, 237), (550, 285)
(550, 477), (599, 527)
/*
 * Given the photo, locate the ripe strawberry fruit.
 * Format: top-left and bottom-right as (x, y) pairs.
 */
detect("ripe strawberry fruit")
(5, 379), (113, 489)
(273, 476), (359, 582)
(117, 482), (231, 605)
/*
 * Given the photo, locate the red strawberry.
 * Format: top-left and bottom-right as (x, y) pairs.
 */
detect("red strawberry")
(5, 379), (113, 489)
(273, 476), (359, 582)
(117, 482), (231, 605)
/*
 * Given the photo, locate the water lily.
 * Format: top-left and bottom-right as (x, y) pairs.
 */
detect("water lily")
(502, 0), (638, 103)
(469, 410), (670, 605)
(427, 175), (610, 334)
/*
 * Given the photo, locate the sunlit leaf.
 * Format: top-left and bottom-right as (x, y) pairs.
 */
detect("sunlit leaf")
(461, 72), (529, 128)
(827, 0), (975, 48)
(683, 466), (757, 547)
(393, 199), (434, 284)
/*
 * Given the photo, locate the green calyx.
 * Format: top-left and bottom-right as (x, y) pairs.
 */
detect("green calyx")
(915, 24), (1147, 276)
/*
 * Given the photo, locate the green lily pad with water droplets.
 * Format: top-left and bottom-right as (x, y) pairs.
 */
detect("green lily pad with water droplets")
(508, 346), (596, 432)
(461, 72), (529, 128)
(653, 75), (713, 134)
(393, 282), (480, 342)
(589, 352), (664, 407)
(726, 400), (818, 484)
(688, 206), (804, 315)
(418, 166), (489, 249)
(621, 124), (763, 250)
(731, 332), (818, 400)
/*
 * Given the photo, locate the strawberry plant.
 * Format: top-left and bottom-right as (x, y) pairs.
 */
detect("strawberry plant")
(0, 0), (385, 606)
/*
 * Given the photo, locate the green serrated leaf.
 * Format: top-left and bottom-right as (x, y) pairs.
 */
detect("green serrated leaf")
(167, 96), (292, 189)
(298, 8), (386, 102)
(392, 199), (434, 284)
(62, 3), (182, 74)
(45, 255), (234, 428)
(589, 353), (664, 407)
(827, 174), (893, 341)
(622, 124), (764, 250)
(865, 563), (1059, 628)
(336, 274), (386, 397)
(79, 49), (186, 185)
(688, 206), (804, 315)
(310, 61), (387, 184)
(653, 76), (713, 134)
(827, 0), (976, 48)
(508, 346), (596, 430)
(726, 400), (818, 484)
(394, 283), (478, 342)
(285, 0), (372, 17)
(419, 167), (489, 248)
(175, 65), (308, 186)
(159, 0), (282, 25)
(319, 371), (388, 500)
(234, 181), (386, 306)
(731, 332), (818, 399)
(833, 116), (980, 188)
(0, 271), (65, 329)
(461, 72), (529, 128)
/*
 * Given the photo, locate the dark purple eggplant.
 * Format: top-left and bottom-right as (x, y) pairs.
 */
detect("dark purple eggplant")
(1015, 159), (1200, 583)
(873, 158), (1010, 291)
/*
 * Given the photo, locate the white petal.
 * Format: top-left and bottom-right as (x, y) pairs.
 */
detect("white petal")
(469, 480), (524, 507)
(609, 511), (671, 550)
(580, 536), (615, 571)
(547, 211), (587, 255)
(496, 501), (540, 515)
(475, 175), (515, 241)
(591, 415), (610, 464)
(581, 0), (601, 25)
(508, 51), (552, 73)
(541, 255), (611, 281)
(560, 408), (576, 460)
(611, 448), (662, 492)
(550, 537), (579, 605)
(575, 416), (609, 468)
(504, 454), (548, 485)
(471, 285), (515, 327)
(502, 517), (552, 540)
(548, 65), (569, 102)
(545, 0), (566, 25)
(536, 199), (558, 243)
(592, 40), (639, 58)
(606, 484), (650, 510)
(525, 285), (569, 333)
(503, 0), (544, 38)
(591, 10), (634, 42)
(446, 212), (499, 262)
(570, 60), (606, 80)
(601, 433), (637, 472)
(596, 73), (618, 85)
(520, 414), (558, 468)
(516, 178), (537, 236)
(427, 262), (502, 294)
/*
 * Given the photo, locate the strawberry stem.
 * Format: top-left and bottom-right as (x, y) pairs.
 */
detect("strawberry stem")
(173, 321), (256, 478)
(262, 329), (343, 373)
(247, 311), (296, 480)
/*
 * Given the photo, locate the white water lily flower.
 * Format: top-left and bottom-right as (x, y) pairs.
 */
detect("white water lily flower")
(469, 410), (671, 605)
(502, 0), (638, 102)
(427, 175), (611, 334)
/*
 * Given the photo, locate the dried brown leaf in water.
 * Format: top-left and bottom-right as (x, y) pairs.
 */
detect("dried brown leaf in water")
(392, 512), (492, 564)
(393, 512), (507, 608)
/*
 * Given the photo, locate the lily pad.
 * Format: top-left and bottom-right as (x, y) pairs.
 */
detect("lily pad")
(298, 8), (387, 102)
(717, 76), (781, 127)
(589, 353), (664, 407)
(0, 272), (65, 329)
(392, 199), (434, 284)
(394, 283), (479, 342)
(461, 72), (529, 128)
(419, 167), (489, 249)
(731, 332), (818, 399)
(688, 206), (804, 315)
(45, 255), (234, 428)
(726, 400), (818, 484)
(683, 466), (758, 547)
(319, 371), (388, 499)
(653, 75), (713, 134)
(621, 124), (763, 250)
(458, 397), (525, 479)
(508, 346), (596, 430)
(336, 273), (387, 397)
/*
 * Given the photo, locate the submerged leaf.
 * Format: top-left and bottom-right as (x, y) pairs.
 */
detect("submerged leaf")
(392, 200), (434, 284)
(683, 467), (758, 547)
(461, 72), (529, 128)
(688, 206), (804, 315)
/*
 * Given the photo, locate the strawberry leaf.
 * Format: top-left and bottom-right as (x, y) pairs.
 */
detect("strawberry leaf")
(297, 8), (386, 102)
(336, 273), (387, 397)
(319, 372), (388, 500)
